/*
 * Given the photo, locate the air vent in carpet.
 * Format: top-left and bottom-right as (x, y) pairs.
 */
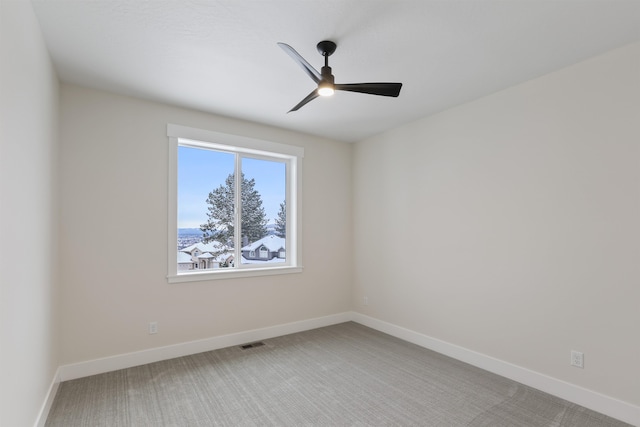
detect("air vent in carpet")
(240, 342), (265, 350)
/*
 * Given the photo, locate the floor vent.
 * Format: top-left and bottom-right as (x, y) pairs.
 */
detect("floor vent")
(240, 341), (265, 350)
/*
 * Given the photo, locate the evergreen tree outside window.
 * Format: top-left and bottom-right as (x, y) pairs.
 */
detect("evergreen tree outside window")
(199, 171), (269, 247)
(275, 200), (286, 238)
(167, 124), (303, 282)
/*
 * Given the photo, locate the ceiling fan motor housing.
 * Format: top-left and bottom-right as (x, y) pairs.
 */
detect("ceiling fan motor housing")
(321, 66), (334, 84)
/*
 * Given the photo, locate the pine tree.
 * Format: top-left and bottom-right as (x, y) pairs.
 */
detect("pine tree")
(200, 173), (267, 246)
(275, 200), (286, 238)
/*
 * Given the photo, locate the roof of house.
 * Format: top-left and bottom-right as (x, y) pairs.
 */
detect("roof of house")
(181, 241), (227, 254)
(241, 235), (285, 251)
(197, 253), (214, 259)
(177, 252), (193, 263)
(214, 252), (234, 262)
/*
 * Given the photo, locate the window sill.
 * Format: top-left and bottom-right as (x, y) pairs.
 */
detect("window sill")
(167, 266), (303, 283)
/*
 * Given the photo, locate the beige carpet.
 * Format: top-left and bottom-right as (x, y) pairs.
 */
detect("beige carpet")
(46, 322), (632, 426)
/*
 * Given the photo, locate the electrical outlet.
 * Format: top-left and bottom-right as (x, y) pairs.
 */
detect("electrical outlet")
(363, 296), (369, 306)
(570, 350), (584, 368)
(149, 321), (158, 335)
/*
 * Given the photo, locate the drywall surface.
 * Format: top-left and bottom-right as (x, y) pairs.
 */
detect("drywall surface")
(353, 42), (640, 406)
(0, 1), (60, 426)
(58, 84), (352, 364)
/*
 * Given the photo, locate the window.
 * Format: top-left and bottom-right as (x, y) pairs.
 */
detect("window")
(167, 124), (303, 282)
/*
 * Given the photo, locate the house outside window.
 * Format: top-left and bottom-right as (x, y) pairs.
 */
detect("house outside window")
(167, 124), (303, 282)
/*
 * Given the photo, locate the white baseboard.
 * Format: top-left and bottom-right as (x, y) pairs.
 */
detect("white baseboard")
(34, 368), (60, 427)
(351, 312), (640, 426)
(58, 312), (351, 381)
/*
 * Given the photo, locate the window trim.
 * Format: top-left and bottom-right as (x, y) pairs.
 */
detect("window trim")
(167, 124), (303, 283)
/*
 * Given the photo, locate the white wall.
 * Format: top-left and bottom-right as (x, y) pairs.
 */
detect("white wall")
(58, 84), (353, 365)
(0, 1), (60, 425)
(353, 42), (640, 407)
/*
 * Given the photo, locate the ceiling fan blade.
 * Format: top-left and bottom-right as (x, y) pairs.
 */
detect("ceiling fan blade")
(335, 82), (402, 97)
(277, 42), (321, 84)
(288, 89), (320, 113)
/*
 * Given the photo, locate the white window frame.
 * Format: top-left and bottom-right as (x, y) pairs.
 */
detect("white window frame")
(167, 124), (303, 283)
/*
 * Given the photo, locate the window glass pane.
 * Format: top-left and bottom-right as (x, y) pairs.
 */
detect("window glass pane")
(239, 157), (286, 265)
(178, 146), (235, 271)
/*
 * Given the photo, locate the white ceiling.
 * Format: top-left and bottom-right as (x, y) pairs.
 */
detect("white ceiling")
(31, 0), (640, 143)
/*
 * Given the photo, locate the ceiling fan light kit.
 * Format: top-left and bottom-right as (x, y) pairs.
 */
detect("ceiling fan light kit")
(278, 40), (402, 112)
(318, 82), (335, 97)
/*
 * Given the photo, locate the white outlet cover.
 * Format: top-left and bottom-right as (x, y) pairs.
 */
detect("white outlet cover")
(571, 350), (584, 368)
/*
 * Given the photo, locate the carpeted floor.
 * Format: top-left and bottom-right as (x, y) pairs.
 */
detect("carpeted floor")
(46, 322), (632, 426)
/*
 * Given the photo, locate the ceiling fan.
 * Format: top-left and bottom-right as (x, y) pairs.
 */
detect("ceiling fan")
(278, 40), (403, 112)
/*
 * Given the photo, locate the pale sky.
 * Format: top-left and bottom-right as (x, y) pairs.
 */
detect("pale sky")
(178, 146), (286, 229)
